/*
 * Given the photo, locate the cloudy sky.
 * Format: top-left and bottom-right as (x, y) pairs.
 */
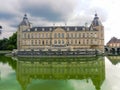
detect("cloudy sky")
(0, 0), (120, 44)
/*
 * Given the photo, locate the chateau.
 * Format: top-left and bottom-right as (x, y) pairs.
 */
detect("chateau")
(17, 13), (104, 55)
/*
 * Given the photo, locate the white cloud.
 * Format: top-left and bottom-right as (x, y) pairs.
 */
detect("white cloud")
(0, 0), (120, 44)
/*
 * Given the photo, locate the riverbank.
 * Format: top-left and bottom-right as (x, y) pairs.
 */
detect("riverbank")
(0, 51), (12, 54)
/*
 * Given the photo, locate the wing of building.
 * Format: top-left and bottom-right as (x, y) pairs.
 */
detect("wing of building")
(17, 14), (104, 55)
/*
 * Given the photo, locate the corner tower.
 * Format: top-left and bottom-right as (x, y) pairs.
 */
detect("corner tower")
(17, 14), (31, 50)
(91, 13), (104, 53)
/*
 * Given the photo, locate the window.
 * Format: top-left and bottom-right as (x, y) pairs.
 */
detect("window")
(42, 40), (44, 45)
(58, 40), (61, 44)
(31, 40), (33, 45)
(42, 28), (45, 31)
(67, 33), (69, 38)
(75, 27), (77, 31)
(71, 33), (73, 38)
(95, 33), (97, 38)
(35, 40), (37, 45)
(35, 28), (37, 31)
(42, 33), (44, 38)
(83, 33), (85, 37)
(62, 40), (64, 44)
(91, 33), (93, 37)
(54, 33), (57, 38)
(75, 33), (77, 38)
(87, 39), (89, 44)
(28, 33), (30, 38)
(58, 33), (60, 38)
(79, 33), (81, 37)
(67, 27), (69, 31)
(46, 33), (48, 38)
(49, 28), (52, 31)
(75, 40), (77, 44)
(23, 33), (26, 38)
(71, 40), (73, 44)
(39, 40), (41, 45)
(39, 33), (41, 38)
(62, 33), (64, 38)
(46, 40), (48, 45)
(37, 33), (39, 38)
(54, 40), (57, 44)
(79, 40), (81, 44)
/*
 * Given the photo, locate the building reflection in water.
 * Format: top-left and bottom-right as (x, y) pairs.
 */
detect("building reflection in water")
(16, 57), (105, 90)
(107, 56), (120, 65)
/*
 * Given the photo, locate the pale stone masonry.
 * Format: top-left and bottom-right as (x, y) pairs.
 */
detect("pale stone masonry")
(17, 14), (104, 54)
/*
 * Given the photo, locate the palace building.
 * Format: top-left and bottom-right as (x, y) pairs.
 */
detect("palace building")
(17, 13), (104, 55)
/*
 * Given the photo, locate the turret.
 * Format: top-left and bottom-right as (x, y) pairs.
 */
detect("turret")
(17, 14), (32, 50)
(91, 13), (104, 53)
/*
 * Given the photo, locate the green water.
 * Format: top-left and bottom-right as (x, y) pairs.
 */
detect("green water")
(0, 55), (120, 90)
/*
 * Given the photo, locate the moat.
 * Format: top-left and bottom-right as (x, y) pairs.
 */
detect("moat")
(0, 55), (120, 90)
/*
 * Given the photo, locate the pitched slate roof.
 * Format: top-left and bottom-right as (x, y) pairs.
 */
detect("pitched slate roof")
(23, 26), (98, 32)
(107, 37), (120, 44)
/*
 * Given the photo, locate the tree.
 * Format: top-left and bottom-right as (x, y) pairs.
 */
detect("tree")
(0, 32), (17, 50)
(8, 32), (17, 49)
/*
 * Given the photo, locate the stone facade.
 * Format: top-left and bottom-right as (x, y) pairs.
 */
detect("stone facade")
(105, 37), (120, 54)
(17, 14), (104, 54)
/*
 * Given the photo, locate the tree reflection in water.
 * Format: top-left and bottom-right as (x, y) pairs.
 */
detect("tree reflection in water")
(16, 57), (105, 90)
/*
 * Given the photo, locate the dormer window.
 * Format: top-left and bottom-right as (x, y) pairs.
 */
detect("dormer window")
(42, 28), (45, 31)
(82, 27), (85, 30)
(67, 27), (69, 31)
(35, 28), (37, 31)
(49, 28), (52, 31)
(75, 27), (77, 31)
(27, 29), (30, 31)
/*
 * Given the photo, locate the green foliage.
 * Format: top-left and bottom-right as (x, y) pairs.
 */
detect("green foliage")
(0, 32), (17, 50)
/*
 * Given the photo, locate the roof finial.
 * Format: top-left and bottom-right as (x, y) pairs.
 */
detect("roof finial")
(23, 13), (28, 20)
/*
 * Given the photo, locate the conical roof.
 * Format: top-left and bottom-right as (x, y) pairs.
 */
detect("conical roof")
(20, 14), (30, 26)
(92, 13), (102, 26)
